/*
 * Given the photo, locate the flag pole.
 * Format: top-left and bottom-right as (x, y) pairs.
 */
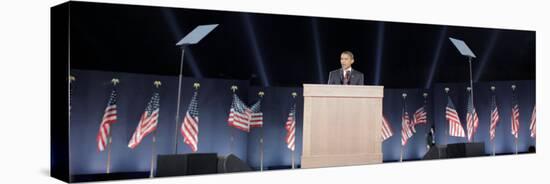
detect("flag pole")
(230, 85), (238, 154)
(400, 93), (407, 162)
(149, 81), (161, 178)
(491, 86), (496, 156)
(400, 137), (403, 161)
(515, 138), (518, 155)
(173, 48), (185, 154)
(291, 149), (295, 169)
(260, 127), (264, 171)
(106, 78), (119, 174)
(467, 56), (475, 142)
(512, 84), (518, 155)
(489, 86), (497, 156)
(466, 87), (473, 142)
(444, 88), (450, 145)
(258, 91), (265, 171)
(106, 136), (112, 174)
(230, 129), (234, 154)
(150, 131), (157, 178)
(423, 92), (429, 154)
(68, 75), (74, 175)
(515, 135), (518, 155)
(291, 92), (297, 169)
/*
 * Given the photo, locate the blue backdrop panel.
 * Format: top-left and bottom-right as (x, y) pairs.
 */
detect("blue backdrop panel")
(174, 76), (251, 160)
(70, 70), (249, 175)
(70, 69), (535, 174)
(381, 80), (535, 161)
(246, 87), (303, 170)
(382, 88), (431, 161)
(432, 80), (535, 155)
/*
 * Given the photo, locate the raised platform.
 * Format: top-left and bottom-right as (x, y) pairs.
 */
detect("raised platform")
(71, 172), (149, 182)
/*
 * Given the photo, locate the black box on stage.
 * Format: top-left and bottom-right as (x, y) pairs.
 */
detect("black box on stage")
(217, 154), (252, 173)
(446, 142), (486, 158)
(156, 153), (218, 177)
(423, 145), (447, 160)
(187, 153), (218, 175)
(156, 155), (188, 177)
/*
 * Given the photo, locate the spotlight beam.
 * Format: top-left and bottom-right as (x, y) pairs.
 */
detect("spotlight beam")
(242, 14), (270, 87)
(312, 18), (325, 83)
(182, 48), (203, 78)
(425, 26), (448, 89)
(474, 30), (500, 82)
(374, 22), (385, 85)
(161, 9), (183, 40)
(161, 9), (203, 78)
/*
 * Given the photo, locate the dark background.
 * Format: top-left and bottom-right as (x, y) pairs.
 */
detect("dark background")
(69, 2), (535, 88)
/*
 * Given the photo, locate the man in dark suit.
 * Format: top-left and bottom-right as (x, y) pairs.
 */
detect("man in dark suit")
(327, 51), (364, 85)
(426, 124), (436, 150)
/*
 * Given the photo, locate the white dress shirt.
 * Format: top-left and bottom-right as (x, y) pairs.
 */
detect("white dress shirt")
(342, 67), (352, 78)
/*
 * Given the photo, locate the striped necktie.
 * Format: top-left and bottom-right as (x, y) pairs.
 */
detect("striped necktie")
(343, 70), (350, 85)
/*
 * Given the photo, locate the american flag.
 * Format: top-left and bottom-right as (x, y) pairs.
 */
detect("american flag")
(489, 94), (500, 141)
(97, 89), (118, 151)
(466, 92), (479, 142)
(381, 115), (393, 141)
(128, 92), (160, 149)
(248, 99), (263, 128)
(446, 96), (466, 137)
(530, 105), (536, 138)
(285, 103), (296, 151)
(511, 94), (520, 139)
(411, 106), (427, 133)
(181, 91), (199, 152)
(228, 94), (251, 132)
(401, 111), (413, 146)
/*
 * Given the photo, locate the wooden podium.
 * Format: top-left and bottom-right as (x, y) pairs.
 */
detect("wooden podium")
(301, 84), (384, 168)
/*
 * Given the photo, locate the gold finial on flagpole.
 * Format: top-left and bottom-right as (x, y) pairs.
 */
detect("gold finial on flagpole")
(443, 87), (451, 145)
(258, 91), (264, 97)
(154, 81), (162, 88)
(111, 78), (120, 86)
(69, 75), (75, 83)
(193, 82), (200, 90)
(231, 85), (238, 92)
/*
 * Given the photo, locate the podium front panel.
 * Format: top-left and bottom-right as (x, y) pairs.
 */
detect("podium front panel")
(301, 84), (383, 168)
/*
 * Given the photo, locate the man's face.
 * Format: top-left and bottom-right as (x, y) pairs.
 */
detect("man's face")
(340, 53), (354, 69)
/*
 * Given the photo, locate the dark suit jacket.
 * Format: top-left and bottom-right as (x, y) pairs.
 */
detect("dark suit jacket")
(327, 68), (364, 85)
